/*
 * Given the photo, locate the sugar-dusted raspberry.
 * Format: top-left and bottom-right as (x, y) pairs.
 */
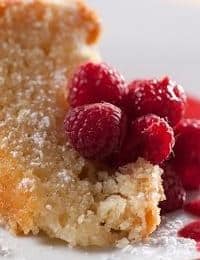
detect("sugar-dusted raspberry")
(123, 77), (187, 126)
(174, 119), (200, 190)
(68, 62), (126, 108)
(159, 164), (186, 214)
(64, 102), (127, 160)
(118, 114), (175, 166)
(184, 200), (200, 217)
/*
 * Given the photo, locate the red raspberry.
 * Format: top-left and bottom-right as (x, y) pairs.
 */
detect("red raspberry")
(68, 62), (126, 108)
(178, 221), (200, 242)
(185, 97), (200, 119)
(174, 162), (200, 190)
(197, 242), (200, 251)
(123, 77), (187, 126)
(175, 119), (200, 162)
(159, 165), (186, 214)
(118, 114), (175, 166)
(64, 103), (127, 160)
(174, 119), (200, 190)
(184, 200), (200, 217)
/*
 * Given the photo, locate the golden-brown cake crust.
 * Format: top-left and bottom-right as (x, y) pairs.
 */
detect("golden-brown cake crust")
(0, 0), (163, 247)
(0, 0), (100, 44)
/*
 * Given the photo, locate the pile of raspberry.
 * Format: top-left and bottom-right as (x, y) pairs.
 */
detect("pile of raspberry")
(64, 62), (200, 215)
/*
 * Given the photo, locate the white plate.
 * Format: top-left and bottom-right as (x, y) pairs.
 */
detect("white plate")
(1, 1), (200, 259)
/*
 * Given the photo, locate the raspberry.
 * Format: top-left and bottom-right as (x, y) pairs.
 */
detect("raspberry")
(174, 162), (200, 190)
(174, 119), (200, 190)
(68, 62), (126, 108)
(64, 103), (127, 160)
(175, 119), (200, 162)
(197, 242), (200, 251)
(184, 200), (200, 217)
(185, 97), (200, 119)
(123, 77), (187, 126)
(159, 165), (186, 214)
(178, 221), (200, 242)
(118, 114), (175, 166)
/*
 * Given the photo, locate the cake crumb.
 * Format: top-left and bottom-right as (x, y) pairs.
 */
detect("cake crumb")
(77, 214), (85, 224)
(45, 204), (53, 211)
(116, 238), (130, 248)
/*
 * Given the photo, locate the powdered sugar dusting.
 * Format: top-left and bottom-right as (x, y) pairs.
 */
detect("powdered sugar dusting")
(57, 169), (72, 183)
(52, 68), (67, 88)
(0, 235), (13, 258)
(18, 178), (35, 192)
(0, 0), (95, 176)
(0, 245), (12, 257)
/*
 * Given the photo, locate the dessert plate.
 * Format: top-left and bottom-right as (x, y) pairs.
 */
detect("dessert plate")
(1, 0), (200, 259)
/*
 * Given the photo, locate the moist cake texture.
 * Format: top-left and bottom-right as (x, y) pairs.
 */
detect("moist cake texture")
(0, 0), (164, 247)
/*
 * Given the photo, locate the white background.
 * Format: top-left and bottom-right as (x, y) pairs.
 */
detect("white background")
(87, 0), (200, 96)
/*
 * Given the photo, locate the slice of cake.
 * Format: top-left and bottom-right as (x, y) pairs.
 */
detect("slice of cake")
(0, 0), (164, 247)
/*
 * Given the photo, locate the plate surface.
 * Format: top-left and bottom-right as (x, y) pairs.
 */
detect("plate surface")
(1, 1), (200, 259)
